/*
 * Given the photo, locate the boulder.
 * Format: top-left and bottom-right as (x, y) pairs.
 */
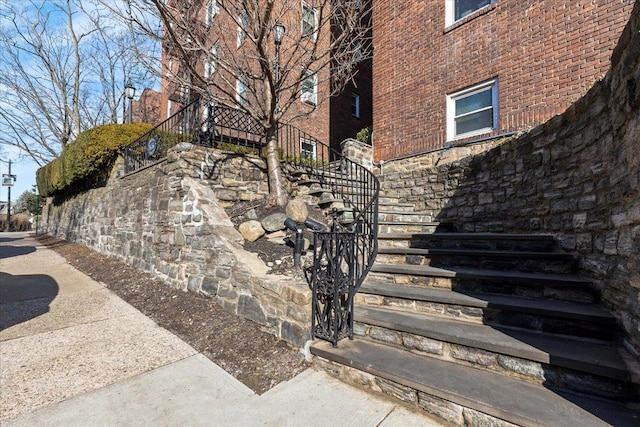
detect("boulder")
(261, 212), (288, 232)
(285, 199), (309, 224)
(239, 220), (265, 242)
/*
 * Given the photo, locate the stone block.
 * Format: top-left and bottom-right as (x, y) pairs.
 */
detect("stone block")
(450, 345), (497, 367)
(462, 408), (519, 427)
(376, 378), (417, 404)
(417, 392), (464, 425)
(281, 321), (310, 347)
(369, 326), (402, 345)
(237, 294), (267, 324)
(402, 333), (444, 355)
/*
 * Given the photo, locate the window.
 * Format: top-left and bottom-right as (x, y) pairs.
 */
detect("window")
(237, 12), (248, 46)
(300, 138), (316, 160)
(203, 44), (218, 79)
(167, 58), (174, 78)
(302, 2), (318, 39)
(301, 69), (317, 105)
(236, 75), (248, 105)
(447, 79), (498, 140)
(351, 93), (360, 118)
(205, 0), (219, 26)
(445, 0), (494, 26)
(167, 99), (173, 117)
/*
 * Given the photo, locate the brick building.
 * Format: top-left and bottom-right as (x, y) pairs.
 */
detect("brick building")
(372, 0), (635, 161)
(158, 0), (372, 156)
(131, 89), (161, 124)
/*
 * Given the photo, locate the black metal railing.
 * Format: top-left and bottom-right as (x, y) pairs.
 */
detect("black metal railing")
(275, 124), (379, 346)
(123, 99), (202, 173)
(122, 100), (379, 346)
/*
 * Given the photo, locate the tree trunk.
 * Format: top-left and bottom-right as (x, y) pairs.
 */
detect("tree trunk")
(264, 126), (288, 207)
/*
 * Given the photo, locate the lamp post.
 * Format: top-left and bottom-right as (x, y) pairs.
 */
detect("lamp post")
(273, 22), (285, 113)
(125, 82), (136, 124)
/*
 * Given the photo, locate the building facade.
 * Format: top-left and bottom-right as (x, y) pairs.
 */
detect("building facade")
(372, 0), (635, 161)
(158, 0), (372, 156)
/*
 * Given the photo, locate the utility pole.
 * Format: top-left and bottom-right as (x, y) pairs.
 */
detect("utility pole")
(2, 160), (14, 232)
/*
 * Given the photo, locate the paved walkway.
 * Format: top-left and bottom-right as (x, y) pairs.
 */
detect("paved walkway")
(0, 232), (440, 426)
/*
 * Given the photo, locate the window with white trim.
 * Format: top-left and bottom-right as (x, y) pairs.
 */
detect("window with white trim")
(167, 99), (173, 117)
(301, 69), (317, 105)
(301, 2), (318, 39)
(205, 0), (219, 26)
(445, 0), (494, 26)
(237, 12), (248, 46)
(167, 58), (174, 78)
(203, 44), (218, 79)
(300, 138), (316, 160)
(351, 93), (360, 118)
(447, 79), (498, 140)
(236, 75), (248, 105)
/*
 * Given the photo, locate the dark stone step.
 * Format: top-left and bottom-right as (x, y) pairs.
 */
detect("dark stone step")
(375, 247), (576, 274)
(370, 264), (594, 287)
(358, 283), (616, 339)
(377, 247), (577, 261)
(311, 339), (640, 427)
(379, 232), (558, 252)
(355, 306), (635, 384)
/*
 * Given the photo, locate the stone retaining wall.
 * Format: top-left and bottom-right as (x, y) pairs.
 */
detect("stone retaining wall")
(379, 5), (640, 354)
(43, 144), (311, 347)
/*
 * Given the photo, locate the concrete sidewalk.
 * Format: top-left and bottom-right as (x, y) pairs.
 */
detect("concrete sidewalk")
(0, 232), (440, 426)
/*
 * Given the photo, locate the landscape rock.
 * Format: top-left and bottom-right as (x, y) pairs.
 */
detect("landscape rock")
(262, 212), (288, 232)
(239, 220), (265, 242)
(285, 199), (309, 223)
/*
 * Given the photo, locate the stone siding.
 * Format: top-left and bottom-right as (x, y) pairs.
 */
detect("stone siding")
(42, 144), (311, 347)
(379, 4), (640, 354)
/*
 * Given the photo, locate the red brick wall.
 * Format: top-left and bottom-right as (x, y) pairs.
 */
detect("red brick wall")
(372, 0), (634, 161)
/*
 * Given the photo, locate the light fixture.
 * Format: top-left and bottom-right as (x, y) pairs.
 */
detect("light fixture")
(125, 82), (136, 100)
(273, 22), (285, 45)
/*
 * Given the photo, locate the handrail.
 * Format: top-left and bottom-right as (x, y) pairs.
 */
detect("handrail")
(121, 100), (379, 346)
(123, 99), (201, 174)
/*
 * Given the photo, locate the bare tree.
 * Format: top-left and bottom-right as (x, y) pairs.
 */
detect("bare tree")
(124, 0), (372, 207)
(0, 0), (157, 166)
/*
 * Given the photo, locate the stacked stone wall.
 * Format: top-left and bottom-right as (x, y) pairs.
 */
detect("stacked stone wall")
(42, 144), (311, 347)
(380, 4), (640, 353)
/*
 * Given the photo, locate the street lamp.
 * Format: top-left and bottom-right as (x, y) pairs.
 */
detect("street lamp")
(272, 22), (285, 113)
(125, 82), (136, 124)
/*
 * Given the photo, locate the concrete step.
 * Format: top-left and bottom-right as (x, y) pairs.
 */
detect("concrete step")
(311, 339), (640, 427)
(354, 306), (639, 400)
(378, 203), (416, 213)
(357, 283), (616, 339)
(375, 247), (577, 274)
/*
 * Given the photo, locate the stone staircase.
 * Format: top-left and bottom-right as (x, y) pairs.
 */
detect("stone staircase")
(306, 196), (640, 426)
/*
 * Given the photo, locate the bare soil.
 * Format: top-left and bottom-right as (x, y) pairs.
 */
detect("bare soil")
(36, 234), (310, 395)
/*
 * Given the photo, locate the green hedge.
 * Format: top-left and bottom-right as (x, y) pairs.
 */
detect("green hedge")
(37, 123), (154, 197)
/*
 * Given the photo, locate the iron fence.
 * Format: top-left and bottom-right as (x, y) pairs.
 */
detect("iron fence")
(121, 99), (379, 346)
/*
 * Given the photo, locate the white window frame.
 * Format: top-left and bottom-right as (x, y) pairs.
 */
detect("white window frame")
(301, 69), (317, 105)
(351, 93), (360, 118)
(300, 137), (316, 160)
(203, 43), (218, 79)
(447, 79), (498, 141)
(237, 12), (248, 46)
(301, 1), (318, 40)
(445, 0), (495, 27)
(205, 0), (219, 26)
(167, 99), (173, 117)
(167, 58), (174, 78)
(236, 76), (248, 105)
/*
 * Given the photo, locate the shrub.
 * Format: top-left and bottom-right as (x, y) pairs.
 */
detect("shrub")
(36, 123), (154, 197)
(356, 126), (372, 145)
